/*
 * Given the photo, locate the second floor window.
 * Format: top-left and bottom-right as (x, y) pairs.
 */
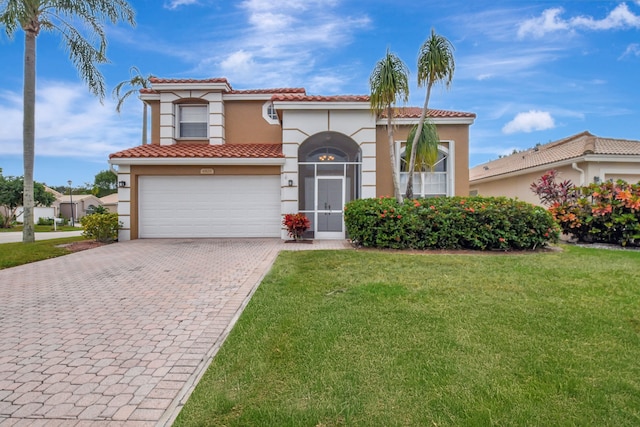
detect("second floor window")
(179, 105), (207, 138)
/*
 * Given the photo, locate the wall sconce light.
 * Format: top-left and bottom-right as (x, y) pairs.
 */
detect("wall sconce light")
(288, 179), (293, 187)
(593, 176), (600, 184)
(119, 181), (127, 188)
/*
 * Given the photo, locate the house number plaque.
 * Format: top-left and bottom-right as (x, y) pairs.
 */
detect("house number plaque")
(200, 168), (214, 175)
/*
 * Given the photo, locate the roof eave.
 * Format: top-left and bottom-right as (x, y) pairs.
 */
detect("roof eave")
(470, 157), (583, 184)
(377, 117), (476, 126)
(470, 153), (640, 183)
(151, 82), (232, 92)
(109, 157), (286, 166)
(273, 101), (370, 110)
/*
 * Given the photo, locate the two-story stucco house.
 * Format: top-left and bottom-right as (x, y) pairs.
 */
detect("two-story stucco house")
(108, 78), (475, 240)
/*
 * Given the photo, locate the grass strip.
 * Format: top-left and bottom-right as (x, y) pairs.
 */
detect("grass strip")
(0, 236), (86, 269)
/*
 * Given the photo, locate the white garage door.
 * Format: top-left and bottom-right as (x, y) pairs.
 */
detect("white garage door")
(138, 175), (281, 238)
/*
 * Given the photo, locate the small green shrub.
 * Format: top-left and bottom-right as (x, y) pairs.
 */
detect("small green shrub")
(344, 196), (559, 250)
(80, 213), (121, 242)
(37, 217), (54, 226)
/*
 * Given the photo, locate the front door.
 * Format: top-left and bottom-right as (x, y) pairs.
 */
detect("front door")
(315, 176), (344, 239)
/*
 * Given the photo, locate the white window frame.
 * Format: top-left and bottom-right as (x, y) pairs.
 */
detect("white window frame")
(177, 104), (208, 139)
(396, 140), (454, 197)
(262, 101), (279, 125)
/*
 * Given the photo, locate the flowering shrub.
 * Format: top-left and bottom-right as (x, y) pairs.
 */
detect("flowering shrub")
(530, 169), (577, 206)
(547, 180), (640, 246)
(283, 213), (310, 240)
(344, 196), (558, 250)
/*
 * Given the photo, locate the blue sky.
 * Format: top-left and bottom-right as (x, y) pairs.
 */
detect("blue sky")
(1, 0), (639, 187)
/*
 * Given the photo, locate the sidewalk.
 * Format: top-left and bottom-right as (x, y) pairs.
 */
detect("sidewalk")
(0, 230), (84, 244)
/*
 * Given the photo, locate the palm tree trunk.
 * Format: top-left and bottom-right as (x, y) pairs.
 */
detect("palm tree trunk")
(142, 102), (148, 145)
(405, 83), (433, 200)
(22, 29), (37, 243)
(387, 106), (402, 203)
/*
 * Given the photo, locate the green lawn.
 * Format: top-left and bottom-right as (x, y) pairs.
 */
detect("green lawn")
(175, 245), (640, 426)
(0, 236), (86, 269)
(0, 224), (81, 232)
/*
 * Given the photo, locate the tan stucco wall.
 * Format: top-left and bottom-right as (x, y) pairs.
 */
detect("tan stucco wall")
(375, 123), (471, 197)
(127, 164), (280, 239)
(147, 98), (281, 146)
(225, 100), (282, 144)
(470, 160), (640, 206)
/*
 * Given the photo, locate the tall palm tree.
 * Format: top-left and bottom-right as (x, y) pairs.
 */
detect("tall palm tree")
(405, 29), (455, 199)
(404, 120), (439, 196)
(113, 66), (154, 145)
(0, 0), (135, 243)
(369, 48), (410, 203)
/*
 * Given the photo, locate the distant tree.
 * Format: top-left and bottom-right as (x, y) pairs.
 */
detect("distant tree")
(113, 66), (154, 145)
(0, 0), (136, 243)
(93, 169), (117, 197)
(406, 29), (455, 199)
(0, 176), (55, 228)
(370, 48), (410, 203)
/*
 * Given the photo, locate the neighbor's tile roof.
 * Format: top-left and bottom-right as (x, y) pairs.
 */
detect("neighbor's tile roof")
(470, 131), (640, 181)
(109, 143), (284, 159)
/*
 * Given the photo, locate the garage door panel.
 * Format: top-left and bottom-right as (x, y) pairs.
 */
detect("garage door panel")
(139, 176), (280, 238)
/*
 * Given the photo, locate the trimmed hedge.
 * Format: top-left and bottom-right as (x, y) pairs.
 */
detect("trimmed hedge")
(344, 196), (559, 250)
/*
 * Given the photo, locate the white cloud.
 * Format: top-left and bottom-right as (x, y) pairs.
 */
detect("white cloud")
(164, 0), (199, 10)
(191, 0), (370, 91)
(518, 3), (640, 39)
(502, 110), (555, 134)
(517, 8), (569, 39)
(620, 43), (640, 58)
(0, 81), (140, 159)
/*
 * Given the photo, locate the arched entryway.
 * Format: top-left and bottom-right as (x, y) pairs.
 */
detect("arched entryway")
(298, 132), (362, 239)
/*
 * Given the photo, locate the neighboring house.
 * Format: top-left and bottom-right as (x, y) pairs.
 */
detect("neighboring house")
(56, 194), (104, 223)
(8, 186), (62, 224)
(470, 131), (640, 205)
(99, 193), (118, 213)
(108, 77), (475, 240)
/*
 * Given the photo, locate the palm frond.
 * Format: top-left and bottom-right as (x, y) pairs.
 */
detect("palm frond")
(405, 119), (440, 171)
(369, 48), (409, 114)
(417, 28), (455, 89)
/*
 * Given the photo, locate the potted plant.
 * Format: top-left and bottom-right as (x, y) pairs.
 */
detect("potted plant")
(283, 213), (311, 242)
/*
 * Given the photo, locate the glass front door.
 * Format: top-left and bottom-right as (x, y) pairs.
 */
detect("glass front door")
(315, 177), (344, 239)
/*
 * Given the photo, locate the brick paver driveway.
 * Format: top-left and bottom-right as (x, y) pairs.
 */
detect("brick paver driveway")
(0, 239), (346, 426)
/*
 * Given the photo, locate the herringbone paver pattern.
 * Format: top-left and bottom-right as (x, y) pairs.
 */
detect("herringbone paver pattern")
(0, 238), (349, 426)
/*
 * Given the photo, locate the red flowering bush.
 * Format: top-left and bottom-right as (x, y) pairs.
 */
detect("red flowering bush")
(544, 180), (640, 246)
(530, 169), (577, 206)
(283, 213), (310, 240)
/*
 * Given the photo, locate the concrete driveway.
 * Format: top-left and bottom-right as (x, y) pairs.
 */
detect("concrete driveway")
(0, 238), (349, 426)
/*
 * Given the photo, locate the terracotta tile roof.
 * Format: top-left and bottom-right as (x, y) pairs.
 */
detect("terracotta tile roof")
(140, 85), (306, 96)
(384, 107), (477, 119)
(470, 131), (640, 181)
(149, 77), (231, 86)
(271, 94), (370, 102)
(109, 143), (283, 159)
(231, 88), (306, 95)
